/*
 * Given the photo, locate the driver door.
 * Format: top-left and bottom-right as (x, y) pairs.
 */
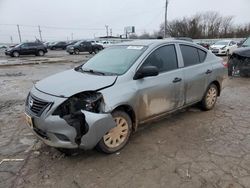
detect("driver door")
(135, 44), (184, 122)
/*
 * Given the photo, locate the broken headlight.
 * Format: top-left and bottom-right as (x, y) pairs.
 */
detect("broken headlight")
(53, 91), (103, 117)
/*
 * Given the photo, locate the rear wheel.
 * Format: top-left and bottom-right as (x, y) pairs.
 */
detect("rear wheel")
(201, 84), (218, 111)
(12, 51), (19, 57)
(96, 111), (132, 154)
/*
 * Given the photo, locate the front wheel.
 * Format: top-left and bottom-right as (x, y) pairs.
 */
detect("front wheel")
(74, 49), (80, 55)
(94, 48), (99, 54)
(201, 84), (218, 111)
(38, 50), (45, 56)
(12, 51), (20, 57)
(96, 111), (132, 154)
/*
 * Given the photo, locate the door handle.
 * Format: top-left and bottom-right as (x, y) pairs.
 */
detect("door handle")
(206, 69), (212, 74)
(173, 77), (182, 83)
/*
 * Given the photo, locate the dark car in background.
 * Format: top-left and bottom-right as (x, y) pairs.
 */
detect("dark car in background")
(66, 40), (104, 55)
(48, 41), (68, 50)
(228, 47), (250, 77)
(5, 42), (47, 57)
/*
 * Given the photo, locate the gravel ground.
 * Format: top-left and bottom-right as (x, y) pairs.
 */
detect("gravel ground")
(0, 52), (250, 188)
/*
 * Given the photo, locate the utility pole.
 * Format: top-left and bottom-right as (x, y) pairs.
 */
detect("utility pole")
(10, 36), (13, 44)
(17, 24), (22, 43)
(164, 0), (169, 38)
(105, 25), (109, 37)
(38, 25), (43, 41)
(110, 28), (112, 37)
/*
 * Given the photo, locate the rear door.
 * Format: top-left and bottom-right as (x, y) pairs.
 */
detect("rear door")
(179, 44), (211, 104)
(136, 44), (185, 122)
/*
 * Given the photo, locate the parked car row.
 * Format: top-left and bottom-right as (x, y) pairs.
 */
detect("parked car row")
(3, 40), (108, 57)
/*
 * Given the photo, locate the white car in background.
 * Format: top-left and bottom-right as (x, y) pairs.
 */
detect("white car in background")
(210, 40), (238, 56)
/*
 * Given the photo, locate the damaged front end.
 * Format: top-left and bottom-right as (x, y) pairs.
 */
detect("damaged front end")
(52, 91), (116, 149)
(228, 48), (250, 77)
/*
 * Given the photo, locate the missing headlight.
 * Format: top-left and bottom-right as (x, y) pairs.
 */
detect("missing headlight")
(53, 91), (103, 117)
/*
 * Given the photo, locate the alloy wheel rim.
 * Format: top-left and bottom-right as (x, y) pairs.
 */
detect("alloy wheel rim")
(206, 87), (217, 107)
(14, 52), (19, 57)
(103, 117), (129, 148)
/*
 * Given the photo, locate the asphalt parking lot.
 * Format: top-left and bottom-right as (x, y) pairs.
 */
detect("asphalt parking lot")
(1, 51), (250, 188)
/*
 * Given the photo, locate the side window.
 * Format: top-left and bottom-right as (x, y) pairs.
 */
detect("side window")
(21, 43), (28, 47)
(142, 45), (178, 73)
(180, 45), (200, 67)
(198, 49), (207, 63)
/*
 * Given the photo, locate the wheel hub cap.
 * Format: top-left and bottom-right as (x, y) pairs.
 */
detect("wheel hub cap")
(103, 117), (129, 148)
(206, 87), (217, 107)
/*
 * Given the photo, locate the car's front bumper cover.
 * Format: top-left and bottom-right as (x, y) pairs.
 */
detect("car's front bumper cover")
(25, 87), (116, 150)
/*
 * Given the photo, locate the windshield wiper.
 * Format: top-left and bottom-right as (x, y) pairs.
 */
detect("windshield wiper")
(75, 67), (105, 75)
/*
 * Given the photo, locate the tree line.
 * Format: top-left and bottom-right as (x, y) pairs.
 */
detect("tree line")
(130, 11), (250, 39)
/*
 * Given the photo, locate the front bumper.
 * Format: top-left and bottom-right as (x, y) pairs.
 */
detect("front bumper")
(66, 48), (74, 53)
(25, 87), (116, 150)
(5, 51), (11, 56)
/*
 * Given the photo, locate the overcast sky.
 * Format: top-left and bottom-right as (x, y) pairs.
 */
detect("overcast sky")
(0, 0), (249, 43)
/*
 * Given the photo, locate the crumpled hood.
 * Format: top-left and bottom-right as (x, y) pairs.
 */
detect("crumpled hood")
(211, 45), (226, 49)
(233, 47), (250, 58)
(35, 69), (117, 98)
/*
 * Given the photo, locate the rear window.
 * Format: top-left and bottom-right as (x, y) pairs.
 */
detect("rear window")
(180, 45), (200, 67)
(198, 49), (207, 62)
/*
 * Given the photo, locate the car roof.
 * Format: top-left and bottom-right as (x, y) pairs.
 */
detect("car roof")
(115, 39), (194, 47)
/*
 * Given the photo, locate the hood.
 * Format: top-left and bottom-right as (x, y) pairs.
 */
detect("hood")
(232, 47), (250, 58)
(35, 69), (117, 98)
(211, 45), (226, 49)
(66, 45), (74, 49)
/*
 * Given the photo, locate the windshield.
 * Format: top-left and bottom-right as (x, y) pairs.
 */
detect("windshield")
(81, 45), (147, 75)
(214, 41), (229, 46)
(14, 43), (24, 48)
(242, 38), (250, 46)
(75, 40), (85, 45)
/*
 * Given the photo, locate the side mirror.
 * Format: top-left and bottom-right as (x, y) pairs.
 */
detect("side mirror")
(134, 66), (159, 80)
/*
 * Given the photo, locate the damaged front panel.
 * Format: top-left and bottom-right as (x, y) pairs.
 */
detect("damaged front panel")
(28, 88), (116, 150)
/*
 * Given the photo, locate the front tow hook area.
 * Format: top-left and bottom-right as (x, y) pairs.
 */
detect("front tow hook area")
(63, 111), (87, 145)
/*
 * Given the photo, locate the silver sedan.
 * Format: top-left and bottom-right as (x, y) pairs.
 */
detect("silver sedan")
(25, 39), (227, 154)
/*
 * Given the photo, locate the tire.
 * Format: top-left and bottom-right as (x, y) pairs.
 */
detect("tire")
(51, 47), (55, 50)
(89, 51), (93, 54)
(201, 84), (218, 111)
(94, 48), (99, 54)
(12, 51), (19, 57)
(38, 50), (45, 56)
(69, 52), (73, 55)
(96, 111), (132, 154)
(74, 49), (80, 55)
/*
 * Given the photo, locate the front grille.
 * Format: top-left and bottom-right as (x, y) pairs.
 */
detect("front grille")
(26, 94), (50, 116)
